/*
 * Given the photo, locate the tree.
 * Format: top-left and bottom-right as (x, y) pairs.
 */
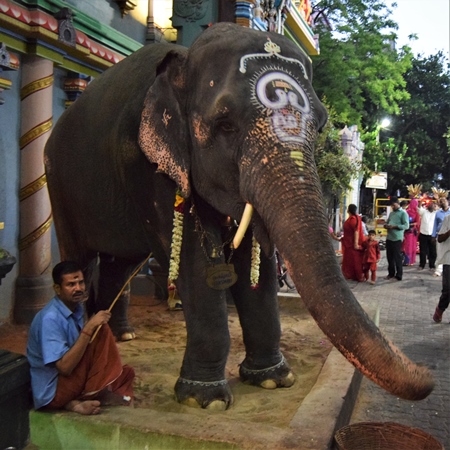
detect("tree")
(363, 52), (450, 194)
(314, 104), (361, 211)
(311, 0), (413, 129)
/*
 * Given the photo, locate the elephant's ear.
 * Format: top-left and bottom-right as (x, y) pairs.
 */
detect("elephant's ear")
(139, 50), (190, 198)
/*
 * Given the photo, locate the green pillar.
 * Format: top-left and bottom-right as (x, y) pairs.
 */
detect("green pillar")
(172, 0), (219, 47)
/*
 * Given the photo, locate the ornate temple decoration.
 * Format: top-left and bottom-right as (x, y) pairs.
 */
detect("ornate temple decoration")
(54, 7), (77, 47)
(19, 174), (48, 202)
(0, 0), (124, 71)
(63, 73), (90, 108)
(0, 43), (19, 106)
(18, 214), (53, 252)
(115, 0), (138, 17)
(173, 0), (209, 22)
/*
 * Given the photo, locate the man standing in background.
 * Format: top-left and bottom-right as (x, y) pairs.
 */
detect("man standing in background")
(418, 201), (438, 271)
(384, 197), (409, 281)
(432, 196), (450, 277)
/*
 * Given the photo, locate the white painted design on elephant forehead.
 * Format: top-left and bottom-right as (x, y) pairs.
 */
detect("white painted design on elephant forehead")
(255, 72), (311, 145)
(162, 109), (172, 127)
(239, 38), (308, 80)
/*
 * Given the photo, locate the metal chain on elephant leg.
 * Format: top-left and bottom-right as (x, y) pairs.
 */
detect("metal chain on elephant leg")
(177, 377), (228, 387)
(239, 354), (295, 389)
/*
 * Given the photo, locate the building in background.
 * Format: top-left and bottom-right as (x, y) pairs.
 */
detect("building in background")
(339, 125), (365, 220)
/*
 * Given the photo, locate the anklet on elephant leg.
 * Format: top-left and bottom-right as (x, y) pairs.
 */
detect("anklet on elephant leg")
(240, 355), (287, 375)
(177, 377), (228, 387)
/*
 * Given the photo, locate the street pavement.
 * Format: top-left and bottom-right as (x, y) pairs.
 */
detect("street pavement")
(348, 253), (450, 448)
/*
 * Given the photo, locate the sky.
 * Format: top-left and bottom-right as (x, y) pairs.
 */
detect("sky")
(388, 0), (450, 58)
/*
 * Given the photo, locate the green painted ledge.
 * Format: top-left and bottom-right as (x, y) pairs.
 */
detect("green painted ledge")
(30, 410), (240, 450)
(18, 0), (142, 55)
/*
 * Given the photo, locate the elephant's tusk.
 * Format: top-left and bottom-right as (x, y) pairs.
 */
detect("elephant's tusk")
(232, 203), (254, 249)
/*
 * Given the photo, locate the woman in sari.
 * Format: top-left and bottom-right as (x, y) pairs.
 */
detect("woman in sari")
(403, 198), (420, 265)
(341, 204), (365, 282)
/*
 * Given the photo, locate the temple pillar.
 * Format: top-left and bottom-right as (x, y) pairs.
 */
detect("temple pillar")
(14, 56), (54, 324)
(172, 0), (218, 47)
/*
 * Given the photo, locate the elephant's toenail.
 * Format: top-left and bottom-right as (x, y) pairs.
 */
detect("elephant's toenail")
(206, 400), (227, 411)
(181, 397), (202, 408)
(283, 372), (295, 387)
(120, 332), (134, 341)
(260, 379), (277, 389)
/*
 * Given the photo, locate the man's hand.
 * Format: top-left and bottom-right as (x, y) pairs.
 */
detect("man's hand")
(438, 229), (450, 243)
(83, 311), (111, 336)
(56, 310), (112, 376)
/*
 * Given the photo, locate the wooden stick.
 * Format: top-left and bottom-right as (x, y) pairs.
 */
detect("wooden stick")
(89, 252), (153, 343)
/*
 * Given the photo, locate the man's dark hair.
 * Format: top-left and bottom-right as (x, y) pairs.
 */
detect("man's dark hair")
(368, 229), (376, 236)
(390, 196), (399, 205)
(348, 204), (358, 215)
(52, 261), (83, 285)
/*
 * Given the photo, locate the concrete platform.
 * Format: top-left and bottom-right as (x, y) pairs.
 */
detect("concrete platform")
(26, 290), (378, 450)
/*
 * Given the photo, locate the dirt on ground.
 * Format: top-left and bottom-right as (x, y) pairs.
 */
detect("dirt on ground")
(0, 291), (332, 428)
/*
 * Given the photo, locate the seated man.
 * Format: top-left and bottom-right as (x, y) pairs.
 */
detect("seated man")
(27, 261), (135, 415)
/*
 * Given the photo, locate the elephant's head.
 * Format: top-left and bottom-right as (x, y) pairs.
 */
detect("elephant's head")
(139, 23), (433, 401)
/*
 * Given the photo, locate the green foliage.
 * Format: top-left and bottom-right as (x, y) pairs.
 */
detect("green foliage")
(0, 248), (11, 259)
(363, 52), (450, 194)
(312, 0), (413, 128)
(311, 0), (450, 196)
(314, 105), (361, 204)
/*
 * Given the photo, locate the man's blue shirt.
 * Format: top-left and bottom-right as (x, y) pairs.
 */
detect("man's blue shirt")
(26, 296), (85, 409)
(432, 209), (450, 237)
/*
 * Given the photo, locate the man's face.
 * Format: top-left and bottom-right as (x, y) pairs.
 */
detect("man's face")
(428, 202), (436, 212)
(439, 198), (449, 209)
(391, 202), (400, 211)
(54, 271), (86, 310)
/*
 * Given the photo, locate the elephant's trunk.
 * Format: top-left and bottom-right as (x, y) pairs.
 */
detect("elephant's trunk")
(240, 131), (434, 401)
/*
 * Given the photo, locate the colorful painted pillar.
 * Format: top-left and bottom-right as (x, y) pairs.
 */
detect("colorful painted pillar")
(14, 56), (54, 324)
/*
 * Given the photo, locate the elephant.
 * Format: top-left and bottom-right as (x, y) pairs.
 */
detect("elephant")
(44, 22), (433, 410)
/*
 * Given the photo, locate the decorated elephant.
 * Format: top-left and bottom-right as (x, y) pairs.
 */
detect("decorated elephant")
(44, 23), (433, 410)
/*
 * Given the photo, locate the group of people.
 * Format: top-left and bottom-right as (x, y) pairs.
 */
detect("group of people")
(338, 195), (450, 324)
(340, 204), (381, 284)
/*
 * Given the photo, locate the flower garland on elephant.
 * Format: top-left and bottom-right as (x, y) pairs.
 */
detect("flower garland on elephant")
(168, 191), (260, 290)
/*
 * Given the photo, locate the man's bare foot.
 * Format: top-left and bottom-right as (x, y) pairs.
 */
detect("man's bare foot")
(65, 400), (101, 415)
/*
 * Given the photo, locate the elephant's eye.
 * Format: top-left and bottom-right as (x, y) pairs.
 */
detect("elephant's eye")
(216, 119), (237, 133)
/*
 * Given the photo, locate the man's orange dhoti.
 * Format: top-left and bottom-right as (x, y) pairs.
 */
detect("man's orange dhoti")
(47, 325), (134, 409)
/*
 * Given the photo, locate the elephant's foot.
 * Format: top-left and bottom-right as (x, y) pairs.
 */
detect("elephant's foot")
(175, 377), (234, 410)
(239, 355), (295, 389)
(112, 326), (136, 342)
(118, 331), (136, 342)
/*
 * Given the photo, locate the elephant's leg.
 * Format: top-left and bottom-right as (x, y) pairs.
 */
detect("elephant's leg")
(94, 255), (135, 341)
(173, 213), (233, 410)
(230, 235), (295, 389)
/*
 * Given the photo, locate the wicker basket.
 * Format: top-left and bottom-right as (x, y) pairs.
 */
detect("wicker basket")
(334, 422), (444, 450)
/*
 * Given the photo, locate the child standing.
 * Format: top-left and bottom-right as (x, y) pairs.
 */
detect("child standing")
(362, 230), (381, 284)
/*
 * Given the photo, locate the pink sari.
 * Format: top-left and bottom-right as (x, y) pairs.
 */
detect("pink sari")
(403, 199), (420, 265)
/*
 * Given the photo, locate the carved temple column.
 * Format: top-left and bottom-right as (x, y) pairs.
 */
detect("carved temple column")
(14, 56), (54, 324)
(172, 0), (216, 47)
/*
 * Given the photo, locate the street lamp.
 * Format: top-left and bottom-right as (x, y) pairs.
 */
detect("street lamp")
(376, 117), (391, 143)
